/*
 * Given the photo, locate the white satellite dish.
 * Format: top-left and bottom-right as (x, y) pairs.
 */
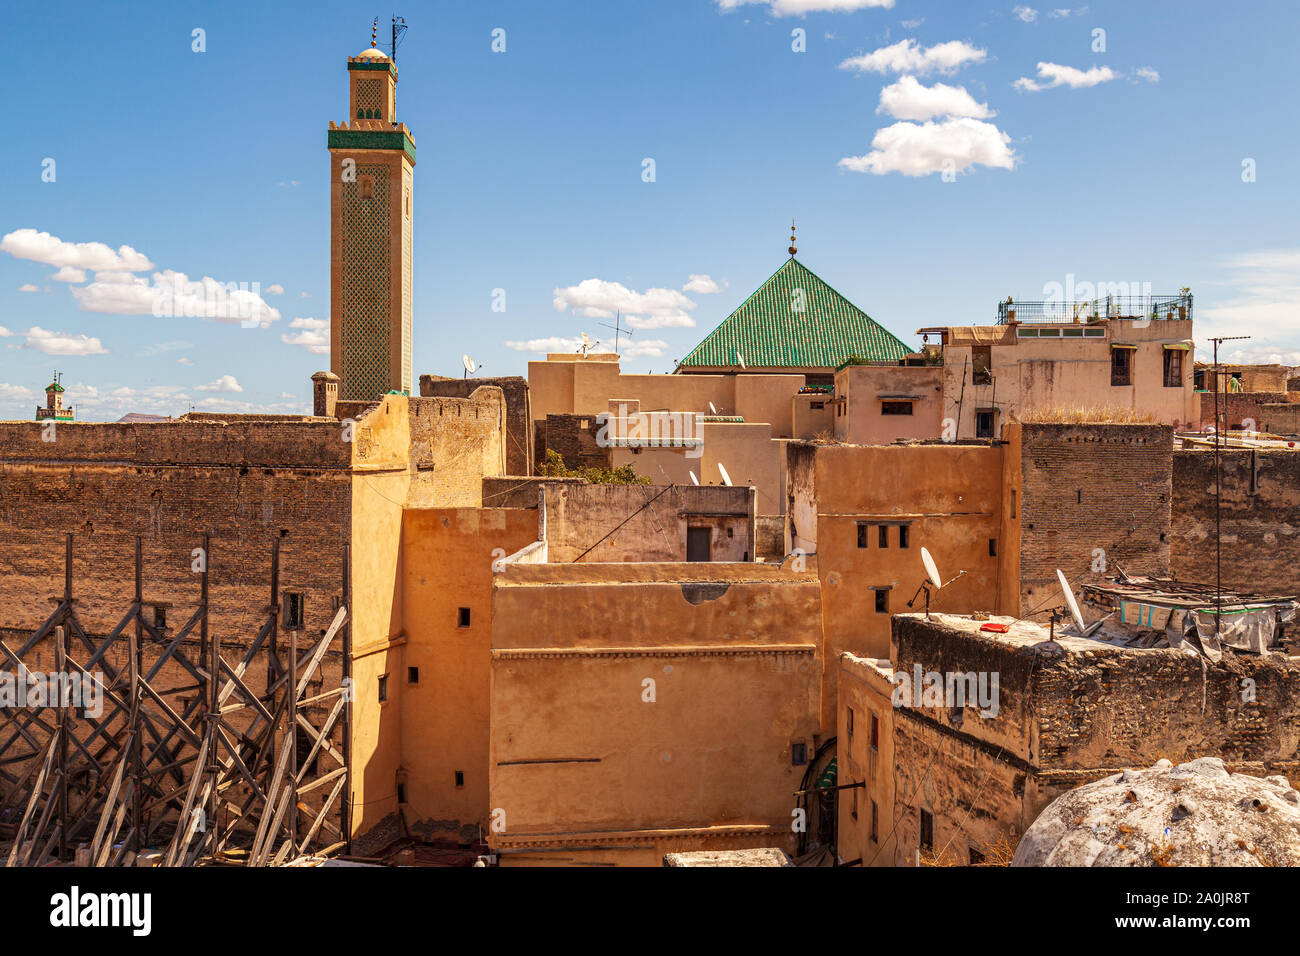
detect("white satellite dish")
(708, 401), (718, 414)
(736, 350), (747, 370)
(462, 354), (477, 377)
(717, 462), (733, 486)
(1056, 569), (1087, 634)
(689, 471), (700, 486)
(920, 547), (943, 590)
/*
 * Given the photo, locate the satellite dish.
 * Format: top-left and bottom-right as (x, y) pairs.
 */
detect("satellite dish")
(736, 350), (747, 370)
(1056, 569), (1087, 634)
(920, 547), (943, 590)
(717, 462), (733, 486)
(462, 354), (476, 377)
(689, 471), (700, 486)
(708, 401), (717, 414)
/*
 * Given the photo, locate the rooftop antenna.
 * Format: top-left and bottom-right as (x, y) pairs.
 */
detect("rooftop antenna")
(462, 354), (479, 379)
(1054, 569), (1109, 639)
(906, 546), (966, 619)
(1210, 335), (1251, 642)
(390, 15), (408, 62)
(598, 312), (633, 356)
(717, 462), (733, 486)
(577, 333), (600, 357)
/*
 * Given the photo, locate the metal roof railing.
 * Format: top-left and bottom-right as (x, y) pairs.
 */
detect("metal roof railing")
(998, 293), (1192, 325)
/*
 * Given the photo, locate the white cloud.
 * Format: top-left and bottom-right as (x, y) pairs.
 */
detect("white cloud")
(267, 283), (285, 295)
(276, 180), (301, 188)
(840, 117), (1017, 177)
(901, 17), (924, 28)
(1198, 249), (1300, 351)
(196, 374), (243, 393)
(0, 326), (11, 337)
(1014, 62), (1117, 91)
(683, 274), (724, 295)
(70, 270), (281, 326)
(553, 278), (697, 330)
(1047, 6), (1088, 17)
(0, 383), (35, 400)
(177, 357), (195, 366)
(716, 0), (894, 15)
(505, 336), (670, 359)
(49, 266), (86, 283)
(877, 76), (994, 121)
(1013, 5), (1038, 22)
(840, 38), (987, 75)
(300, 291), (312, 298)
(0, 229), (154, 273)
(18, 283), (41, 293)
(282, 317), (329, 354)
(23, 326), (110, 356)
(1135, 66), (1160, 83)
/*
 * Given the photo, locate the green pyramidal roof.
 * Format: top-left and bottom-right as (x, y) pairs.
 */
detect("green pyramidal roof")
(678, 258), (911, 370)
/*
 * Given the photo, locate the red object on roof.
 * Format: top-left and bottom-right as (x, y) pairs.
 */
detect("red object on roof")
(980, 622), (1010, 633)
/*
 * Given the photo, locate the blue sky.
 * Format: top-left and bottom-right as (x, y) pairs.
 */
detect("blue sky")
(2, 0), (1297, 420)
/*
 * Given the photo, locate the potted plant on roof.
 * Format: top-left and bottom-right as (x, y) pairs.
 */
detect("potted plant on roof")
(1178, 287), (1189, 320)
(1004, 296), (1016, 324)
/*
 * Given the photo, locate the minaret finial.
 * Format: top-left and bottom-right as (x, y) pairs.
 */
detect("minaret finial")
(371, 17), (379, 48)
(788, 219), (797, 258)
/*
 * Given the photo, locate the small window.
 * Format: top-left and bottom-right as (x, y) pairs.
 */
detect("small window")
(457, 607), (471, 627)
(972, 346), (992, 385)
(988, 538), (997, 557)
(920, 809), (934, 851)
(1111, 347), (1133, 386)
(870, 713), (879, 751)
(1163, 348), (1183, 388)
(1010, 489), (1018, 519)
(810, 401), (825, 410)
(857, 522), (868, 549)
(871, 800), (879, 842)
(153, 606), (167, 630)
(847, 706), (855, 740)
(1194, 369), (1206, 390)
(850, 788), (858, 819)
(976, 410), (995, 439)
(878, 525), (889, 549)
(378, 674), (388, 703)
(396, 782), (407, 804)
(455, 771), (465, 789)
(791, 742), (808, 766)
(408, 666), (420, 684)
(881, 401), (913, 415)
(284, 592), (304, 629)
(874, 588), (889, 614)
(898, 525), (910, 549)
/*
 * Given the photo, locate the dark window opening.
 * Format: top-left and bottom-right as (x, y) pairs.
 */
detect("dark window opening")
(898, 525), (910, 549)
(972, 346), (992, 385)
(457, 607), (471, 627)
(378, 674), (388, 703)
(1163, 348), (1183, 388)
(874, 589), (889, 614)
(810, 401), (825, 410)
(1010, 489), (1018, 519)
(1111, 347), (1133, 387)
(920, 809), (934, 851)
(284, 592), (304, 629)
(847, 707), (855, 740)
(988, 538), (997, 557)
(455, 771), (465, 789)
(976, 410), (995, 440)
(870, 713), (879, 750)
(791, 742), (808, 766)
(1194, 369), (1206, 390)
(850, 789), (858, 820)
(408, 666), (419, 684)
(881, 401), (914, 415)
(878, 525), (889, 549)
(857, 523), (868, 549)
(396, 782), (407, 804)
(870, 801), (879, 843)
(687, 526), (711, 562)
(153, 606), (167, 630)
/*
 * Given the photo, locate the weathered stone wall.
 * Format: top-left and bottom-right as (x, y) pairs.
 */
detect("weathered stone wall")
(1198, 390), (1298, 432)
(533, 414), (611, 473)
(406, 390), (506, 508)
(1172, 449), (1300, 594)
(420, 375), (531, 476)
(1018, 424), (1173, 609)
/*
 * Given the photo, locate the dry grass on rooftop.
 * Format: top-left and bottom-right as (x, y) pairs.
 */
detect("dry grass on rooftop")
(1019, 405), (1159, 425)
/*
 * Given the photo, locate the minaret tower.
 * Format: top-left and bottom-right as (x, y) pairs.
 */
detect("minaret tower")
(327, 25), (415, 402)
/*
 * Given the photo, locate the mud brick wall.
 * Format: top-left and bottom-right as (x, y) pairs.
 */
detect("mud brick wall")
(533, 414), (611, 473)
(1172, 449), (1300, 594)
(0, 420), (351, 648)
(1017, 424), (1173, 608)
(420, 375), (531, 476)
(406, 393), (506, 508)
(1198, 391), (1298, 431)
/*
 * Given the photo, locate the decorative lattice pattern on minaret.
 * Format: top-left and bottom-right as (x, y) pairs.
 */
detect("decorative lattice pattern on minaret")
(401, 167), (413, 393)
(355, 79), (383, 117)
(340, 163), (391, 402)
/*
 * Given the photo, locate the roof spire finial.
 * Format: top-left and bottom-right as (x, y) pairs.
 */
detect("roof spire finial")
(788, 219), (797, 258)
(371, 17), (379, 48)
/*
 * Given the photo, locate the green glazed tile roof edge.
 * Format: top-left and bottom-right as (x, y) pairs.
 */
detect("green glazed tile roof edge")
(678, 258), (911, 370)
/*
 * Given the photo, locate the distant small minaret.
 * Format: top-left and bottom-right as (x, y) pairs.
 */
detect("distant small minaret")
(35, 372), (73, 422)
